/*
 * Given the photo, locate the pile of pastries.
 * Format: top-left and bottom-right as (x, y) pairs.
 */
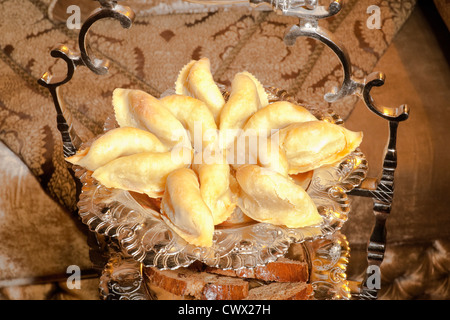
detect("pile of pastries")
(66, 57), (363, 248)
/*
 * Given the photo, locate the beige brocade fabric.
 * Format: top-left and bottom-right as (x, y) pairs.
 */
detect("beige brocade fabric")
(0, 140), (96, 299)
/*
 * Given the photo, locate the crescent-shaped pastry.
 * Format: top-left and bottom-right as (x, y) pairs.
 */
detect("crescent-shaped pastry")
(160, 94), (218, 152)
(92, 147), (193, 198)
(175, 57), (225, 124)
(229, 135), (289, 177)
(217, 206), (255, 228)
(161, 168), (214, 247)
(278, 121), (363, 174)
(219, 72), (266, 148)
(112, 88), (191, 149)
(255, 138), (289, 177)
(243, 101), (318, 138)
(238, 71), (269, 108)
(290, 170), (314, 191)
(65, 127), (168, 171)
(235, 165), (322, 229)
(192, 153), (236, 225)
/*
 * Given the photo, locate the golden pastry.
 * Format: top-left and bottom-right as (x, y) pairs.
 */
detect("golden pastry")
(112, 88), (191, 149)
(192, 152), (237, 226)
(66, 127), (168, 171)
(278, 121), (363, 174)
(243, 101), (318, 138)
(217, 206), (255, 228)
(92, 147), (193, 198)
(238, 71), (269, 108)
(290, 171), (314, 191)
(235, 164), (322, 229)
(160, 94), (218, 152)
(175, 57), (225, 124)
(229, 135), (289, 177)
(219, 72), (268, 148)
(255, 138), (289, 177)
(161, 168), (215, 247)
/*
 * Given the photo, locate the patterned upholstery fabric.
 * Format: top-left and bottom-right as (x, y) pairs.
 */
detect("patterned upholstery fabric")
(0, 0), (422, 299)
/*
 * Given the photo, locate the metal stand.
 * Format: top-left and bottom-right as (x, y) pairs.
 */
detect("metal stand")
(38, 0), (136, 282)
(39, 0), (409, 300)
(38, 1), (135, 158)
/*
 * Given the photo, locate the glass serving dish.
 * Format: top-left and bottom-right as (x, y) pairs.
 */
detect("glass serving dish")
(74, 86), (368, 271)
(98, 231), (351, 300)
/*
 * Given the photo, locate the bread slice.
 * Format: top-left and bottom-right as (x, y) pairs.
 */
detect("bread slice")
(244, 282), (313, 300)
(144, 243), (313, 300)
(205, 257), (309, 283)
(144, 267), (249, 300)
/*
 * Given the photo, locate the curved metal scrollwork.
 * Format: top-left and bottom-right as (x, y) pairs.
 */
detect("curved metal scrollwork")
(363, 72), (410, 122)
(250, 0), (342, 19)
(276, 0), (410, 124)
(99, 253), (151, 300)
(79, 2), (135, 75)
(254, 0), (364, 104)
(284, 22), (362, 103)
(38, 0), (135, 157)
(38, 46), (83, 157)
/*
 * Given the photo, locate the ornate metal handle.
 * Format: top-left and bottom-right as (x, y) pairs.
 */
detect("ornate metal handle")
(38, 46), (83, 157)
(284, 21), (362, 103)
(362, 72), (410, 122)
(348, 119), (406, 299)
(38, 0), (135, 158)
(250, 0), (341, 19)
(79, 1), (134, 75)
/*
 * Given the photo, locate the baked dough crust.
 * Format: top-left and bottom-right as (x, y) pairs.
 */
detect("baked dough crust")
(92, 148), (193, 198)
(236, 164), (322, 229)
(113, 88), (191, 149)
(192, 153), (236, 226)
(219, 72), (268, 148)
(175, 57), (225, 124)
(66, 61), (364, 249)
(160, 94), (218, 152)
(278, 121), (363, 174)
(66, 127), (168, 171)
(161, 168), (214, 247)
(243, 101), (318, 137)
(229, 135), (289, 177)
